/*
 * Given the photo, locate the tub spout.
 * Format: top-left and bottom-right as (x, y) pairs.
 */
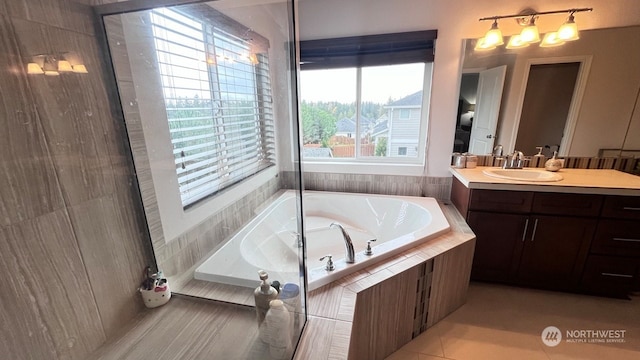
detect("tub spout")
(330, 222), (355, 264)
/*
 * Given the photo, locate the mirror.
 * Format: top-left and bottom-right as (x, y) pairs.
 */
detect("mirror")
(455, 26), (640, 157)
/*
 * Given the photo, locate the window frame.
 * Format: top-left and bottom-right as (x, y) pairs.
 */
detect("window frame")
(299, 30), (436, 174)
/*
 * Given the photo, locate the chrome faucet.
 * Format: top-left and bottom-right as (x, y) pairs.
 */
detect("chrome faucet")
(330, 222), (355, 263)
(503, 151), (525, 169)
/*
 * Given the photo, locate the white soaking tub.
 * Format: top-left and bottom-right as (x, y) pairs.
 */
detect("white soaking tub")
(195, 190), (450, 291)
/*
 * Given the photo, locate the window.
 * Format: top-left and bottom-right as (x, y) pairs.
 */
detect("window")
(299, 30), (436, 164)
(150, 8), (275, 207)
(300, 64), (426, 160)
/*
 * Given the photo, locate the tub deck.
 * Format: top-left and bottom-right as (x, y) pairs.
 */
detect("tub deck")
(88, 202), (475, 360)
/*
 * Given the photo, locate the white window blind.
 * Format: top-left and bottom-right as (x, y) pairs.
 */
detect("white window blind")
(150, 8), (275, 207)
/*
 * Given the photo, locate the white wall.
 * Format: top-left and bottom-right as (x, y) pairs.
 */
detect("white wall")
(298, 0), (640, 176)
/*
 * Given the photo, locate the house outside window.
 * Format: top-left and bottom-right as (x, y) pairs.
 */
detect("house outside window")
(150, 8), (275, 207)
(299, 30), (436, 167)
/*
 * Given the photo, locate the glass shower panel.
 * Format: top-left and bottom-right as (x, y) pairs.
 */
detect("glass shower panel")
(102, 0), (305, 357)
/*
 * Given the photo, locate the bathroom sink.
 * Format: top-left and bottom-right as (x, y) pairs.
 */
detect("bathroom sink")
(482, 168), (563, 182)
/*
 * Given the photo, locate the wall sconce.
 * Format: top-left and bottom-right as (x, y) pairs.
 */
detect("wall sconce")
(26, 52), (88, 75)
(476, 7), (592, 51)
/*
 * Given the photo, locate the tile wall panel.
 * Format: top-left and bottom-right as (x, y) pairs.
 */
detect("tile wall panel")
(0, 210), (106, 360)
(281, 171), (453, 200)
(4, 0), (95, 35)
(12, 19), (117, 206)
(68, 192), (149, 337)
(0, 1), (153, 359)
(0, 15), (65, 228)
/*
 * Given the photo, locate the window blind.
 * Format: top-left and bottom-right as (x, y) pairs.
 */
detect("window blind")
(299, 30), (437, 70)
(151, 8), (275, 207)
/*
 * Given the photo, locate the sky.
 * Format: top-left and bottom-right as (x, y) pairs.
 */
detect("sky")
(299, 63), (427, 104)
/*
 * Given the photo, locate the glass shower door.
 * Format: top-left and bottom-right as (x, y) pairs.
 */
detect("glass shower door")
(101, 0), (306, 358)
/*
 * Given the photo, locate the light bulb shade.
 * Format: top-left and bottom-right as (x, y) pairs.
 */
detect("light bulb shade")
(558, 15), (579, 41)
(44, 70), (60, 76)
(506, 35), (530, 49)
(520, 24), (540, 43)
(248, 53), (259, 65)
(72, 64), (88, 74)
(57, 60), (73, 72)
(483, 21), (504, 46)
(540, 32), (565, 47)
(474, 37), (496, 51)
(27, 62), (44, 74)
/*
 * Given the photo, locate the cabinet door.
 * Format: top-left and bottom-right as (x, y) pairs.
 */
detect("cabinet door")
(467, 211), (527, 283)
(516, 215), (595, 290)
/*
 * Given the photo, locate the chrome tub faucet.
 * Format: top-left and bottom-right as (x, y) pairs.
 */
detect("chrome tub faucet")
(330, 222), (355, 263)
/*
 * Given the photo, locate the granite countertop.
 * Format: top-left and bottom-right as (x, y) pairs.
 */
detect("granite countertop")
(450, 167), (640, 196)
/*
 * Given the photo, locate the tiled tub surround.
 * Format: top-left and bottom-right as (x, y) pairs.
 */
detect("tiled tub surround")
(89, 202), (476, 360)
(280, 171), (453, 200)
(195, 190), (451, 291)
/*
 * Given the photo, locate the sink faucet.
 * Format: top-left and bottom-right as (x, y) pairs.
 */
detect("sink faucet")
(330, 222), (355, 263)
(503, 151), (524, 169)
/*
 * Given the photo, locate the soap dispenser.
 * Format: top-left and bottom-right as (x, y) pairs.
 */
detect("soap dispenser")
(254, 270), (278, 342)
(532, 146), (545, 167)
(544, 151), (562, 172)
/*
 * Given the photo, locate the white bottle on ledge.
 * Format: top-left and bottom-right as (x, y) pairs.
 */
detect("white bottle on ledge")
(265, 299), (292, 359)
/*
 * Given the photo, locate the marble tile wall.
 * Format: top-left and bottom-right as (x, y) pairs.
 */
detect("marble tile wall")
(281, 171), (453, 200)
(0, 1), (154, 359)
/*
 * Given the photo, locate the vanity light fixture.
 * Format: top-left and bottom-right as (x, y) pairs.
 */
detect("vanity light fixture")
(506, 34), (530, 49)
(540, 32), (565, 47)
(476, 7), (592, 51)
(557, 13), (580, 41)
(519, 16), (541, 44)
(26, 52), (88, 75)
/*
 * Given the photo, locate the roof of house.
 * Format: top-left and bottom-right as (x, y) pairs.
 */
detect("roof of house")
(303, 147), (333, 158)
(387, 90), (423, 107)
(371, 119), (389, 137)
(336, 117), (356, 133)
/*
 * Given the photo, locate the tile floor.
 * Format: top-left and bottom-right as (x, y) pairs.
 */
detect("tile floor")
(386, 282), (640, 360)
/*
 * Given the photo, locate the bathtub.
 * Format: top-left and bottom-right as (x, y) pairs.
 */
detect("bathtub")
(195, 190), (450, 291)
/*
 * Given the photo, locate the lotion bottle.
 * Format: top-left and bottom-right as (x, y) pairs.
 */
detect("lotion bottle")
(254, 270), (278, 342)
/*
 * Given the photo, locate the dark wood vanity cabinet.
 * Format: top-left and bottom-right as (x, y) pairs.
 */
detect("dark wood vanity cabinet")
(460, 186), (598, 291)
(451, 177), (640, 297)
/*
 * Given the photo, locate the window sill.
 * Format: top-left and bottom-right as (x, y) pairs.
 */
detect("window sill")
(302, 161), (425, 176)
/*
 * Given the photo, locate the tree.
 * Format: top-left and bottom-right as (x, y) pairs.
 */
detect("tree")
(301, 102), (337, 145)
(375, 137), (387, 157)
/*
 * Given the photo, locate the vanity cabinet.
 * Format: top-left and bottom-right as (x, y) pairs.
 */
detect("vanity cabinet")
(450, 169), (640, 298)
(462, 187), (598, 291)
(580, 196), (640, 297)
